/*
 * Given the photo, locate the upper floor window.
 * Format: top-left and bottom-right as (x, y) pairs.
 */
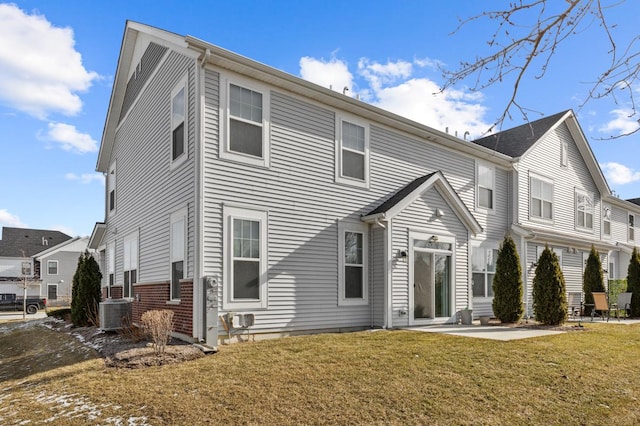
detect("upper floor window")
(223, 205), (268, 310)
(171, 76), (187, 165)
(47, 260), (58, 275)
(603, 205), (611, 236)
(21, 262), (31, 276)
(170, 208), (187, 301)
(471, 244), (498, 298)
(108, 162), (116, 215)
(629, 213), (635, 242)
(477, 162), (494, 210)
(221, 79), (270, 168)
(336, 116), (369, 188)
(530, 175), (553, 221)
(560, 141), (568, 167)
(338, 221), (369, 306)
(575, 189), (594, 230)
(123, 232), (138, 299)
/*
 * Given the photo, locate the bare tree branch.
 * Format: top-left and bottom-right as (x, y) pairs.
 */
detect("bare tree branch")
(442, 0), (640, 138)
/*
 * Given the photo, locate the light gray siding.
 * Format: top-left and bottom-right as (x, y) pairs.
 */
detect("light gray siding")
(371, 226), (385, 327)
(104, 50), (197, 287)
(518, 123), (601, 235)
(391, 188), (469, 327)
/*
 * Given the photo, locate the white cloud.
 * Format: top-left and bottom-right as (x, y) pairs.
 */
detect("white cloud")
(600, 162), (640, 185)
(41, 122), (98, 154)
(50, 224), (77, 237)
(599, 109), (640, 135)
(299, 56), (354, 93)
(299, 54), (491, 139)
(65, 172), (104, 184)
(0, 209), (27, 228)
(0, 3), (100, 118)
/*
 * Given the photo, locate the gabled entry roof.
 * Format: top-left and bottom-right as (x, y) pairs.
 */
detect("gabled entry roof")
(361, 171), (483, 236)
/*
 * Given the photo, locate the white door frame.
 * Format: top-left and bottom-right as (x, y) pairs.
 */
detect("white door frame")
(408, 231), (456, 325)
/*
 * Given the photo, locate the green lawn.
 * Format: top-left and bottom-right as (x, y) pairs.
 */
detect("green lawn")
(2, 322), (640, 425)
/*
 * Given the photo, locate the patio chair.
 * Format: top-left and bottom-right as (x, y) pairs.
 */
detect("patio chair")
(567, 291), (583, 321)
(610, 292), (632, 321)
(591, 292), (610, 322)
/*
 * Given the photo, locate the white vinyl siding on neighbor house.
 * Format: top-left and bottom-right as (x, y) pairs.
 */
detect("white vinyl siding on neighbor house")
(338, 221), (369, 306)
(170, 208), (187, 301)
(575, 189), (594, 231)
(220, 77), (270, 167)
(123, 232), (138, 299)
(336, 115), (369, 188)
(222, 205), (268, 310)
(170, 75), (187, 166)
(476, 162), (494, 210)
(47, 260), (58, 275)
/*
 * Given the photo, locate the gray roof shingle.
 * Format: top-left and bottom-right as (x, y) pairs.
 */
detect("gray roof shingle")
(0, 227), (72, 257)
(366, 172), (437, 216)
(471, 110), (570, 157)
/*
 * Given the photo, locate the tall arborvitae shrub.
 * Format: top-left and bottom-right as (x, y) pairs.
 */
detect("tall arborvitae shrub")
(583, 245), (605, 316)
(492, 235), (523, 323)
(627, 247), (640, 318)
(71, 251), (103, 327)
(533, 245), (568, 325)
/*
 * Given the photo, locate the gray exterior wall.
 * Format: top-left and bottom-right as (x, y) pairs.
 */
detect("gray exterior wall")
(39, 251), (82, 302)
(103, 48), (197, 292)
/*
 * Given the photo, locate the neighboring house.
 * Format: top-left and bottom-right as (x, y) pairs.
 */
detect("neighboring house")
(34, 237), (90, 306)
(88, 21), (640, 347)
(0, 227), (72, 297)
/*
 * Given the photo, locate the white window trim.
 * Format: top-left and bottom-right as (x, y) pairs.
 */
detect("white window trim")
(574, 188), (594, 232)
(609, 258), (616, 280)
(107, 241), (115, 294)
(108, 162), (116, 217)
(629, 212), (635, 242)
(602, 204), (612, 238)
(529, 173), (554, 223)
(170, 208), (187, 301)
(170, 75), (188, 170)
(47, 260), (59, 276)
(338, 221), (369, 306)
(219, 75), (271, 168)
(335, 114), (370, 189)
(222, 205), (268, 310)
(560, 140), (568, 167)
(471, 241), (499, 300)
(476, 161), (495, 212)
(47, 283), (58, 299)
(123, 231), (139, 299)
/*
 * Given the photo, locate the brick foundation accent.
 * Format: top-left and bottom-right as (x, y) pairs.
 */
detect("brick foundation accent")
(111, 286), (123, 299)
(130, 280), (193, 337)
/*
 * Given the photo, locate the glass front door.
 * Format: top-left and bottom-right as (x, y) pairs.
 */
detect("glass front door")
(411, 235), (453, 321)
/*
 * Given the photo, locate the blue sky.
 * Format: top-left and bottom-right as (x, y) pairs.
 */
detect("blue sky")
(1, 0), (639, 237)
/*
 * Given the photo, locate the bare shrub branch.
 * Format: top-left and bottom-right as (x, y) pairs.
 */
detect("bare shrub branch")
(141, 310), (174, 356)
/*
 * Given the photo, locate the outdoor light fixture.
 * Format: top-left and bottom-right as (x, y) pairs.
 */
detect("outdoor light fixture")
(429, 235), (438, 243)
(398, 250), (408, 262)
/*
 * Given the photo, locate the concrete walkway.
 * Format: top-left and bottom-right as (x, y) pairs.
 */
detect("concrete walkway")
(406, 317), (640, 341)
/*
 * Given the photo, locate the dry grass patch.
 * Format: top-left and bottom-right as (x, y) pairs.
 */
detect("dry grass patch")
(2, 322), (640, 424)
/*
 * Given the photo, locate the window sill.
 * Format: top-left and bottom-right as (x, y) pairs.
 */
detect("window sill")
(220, 150), (269, 169)
(170, 153), (188, 171)
(335, 176), (369, 189)
(338, 299), (369, 307)
(166, 300), (181, 305)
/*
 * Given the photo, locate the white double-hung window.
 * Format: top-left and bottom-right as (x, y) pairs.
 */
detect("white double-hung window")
(170, 208), (187, 301)
(223, 205), (268, 309)
(336, 115), (369, 188)
(471, 244), (498, 298)
(575, 189), (594, 230)
(338, 221), (368, 306)
(123, 232), (138, 299)
(530, 175), (553, 221)
(603, 205), (612, 237)
(477, 162), (494, 210)
(221, 78), (270, 167)
(170, 76), (187, 166)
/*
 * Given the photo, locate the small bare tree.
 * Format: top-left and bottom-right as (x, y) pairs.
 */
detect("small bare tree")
(141, 310), (174, 356)
(443, 0), (639, 138)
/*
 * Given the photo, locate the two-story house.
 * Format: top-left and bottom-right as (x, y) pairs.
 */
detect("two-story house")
(0, 227), (72, 297)
(89, 21), (640, 347)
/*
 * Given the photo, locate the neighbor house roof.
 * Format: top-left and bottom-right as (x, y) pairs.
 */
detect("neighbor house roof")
(626, 198), (640, 206)
(0, 227), (72, 257)
(471, 110), (570, 158)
